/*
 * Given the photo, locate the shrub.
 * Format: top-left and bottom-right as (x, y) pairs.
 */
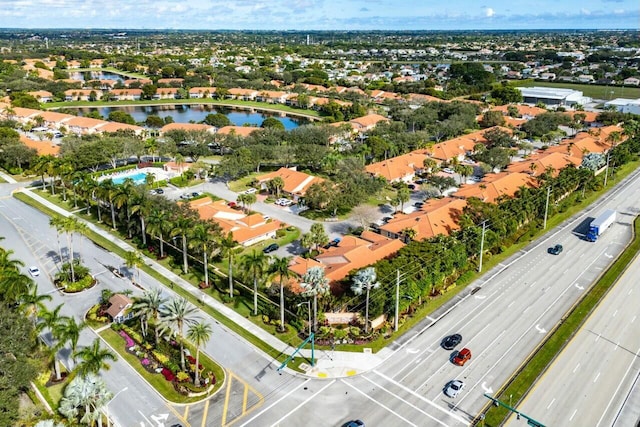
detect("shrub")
(275, 229), (286, 238)
(349, 326), (361, 337)
(161, 367), (175, 382)
(152, 350), (169, 365)
(176, 371), (190, 382)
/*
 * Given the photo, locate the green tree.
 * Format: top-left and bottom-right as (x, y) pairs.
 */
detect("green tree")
(300, 267), (330, 332)
(188, 222), (219, 288)
(261, 117), (285, 130)
(310, 223), (329, 251)
(160, 297), (199, 371)
(351, 267), (380, 334)
(270, 256), (293, 332)
(202, 113), (231, 128)
(108, 111), (136, 125)
(186, 322), (213, 387)
(239, 250), (269, 316)
(397, 186), (411, 212)
(124, 250), (143, 286)
(132, 288), (167, 344)
(58, 373), (112, 427)
(73, 338), (118, 377)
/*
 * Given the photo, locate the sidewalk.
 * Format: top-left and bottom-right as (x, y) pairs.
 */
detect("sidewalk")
(19, 187), (389, 378)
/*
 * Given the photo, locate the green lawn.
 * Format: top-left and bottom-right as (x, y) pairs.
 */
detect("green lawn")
(513, 79), (640, 100)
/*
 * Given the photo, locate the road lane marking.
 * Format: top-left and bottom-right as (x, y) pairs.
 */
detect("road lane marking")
(243, 384), (249, 413)
(595, 334), (600, 342)
(221, 370), (233, 426)
(372, 370), (468, 424)
(547, 398), (555, 409)
(523, 306), (530, 313)
(363, 374), (452, 426)
(238, 379), (312, 427)
(596, 345), (640, 426)
(573, 363), (580, 373)
(570, 409), (577, 421)
(183, 405), (189, 421)
(265, 380), (336, 427)
(632, 316), (636, 323)
(613, 310), (618, 317)
(507, 301), (515, 308)
(594, 372), (601, 382)
(629, 288), (633, 295)
(200, 400), (209, 427)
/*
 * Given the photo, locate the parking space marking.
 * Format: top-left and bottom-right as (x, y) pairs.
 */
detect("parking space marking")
(221, 370), (264, 426)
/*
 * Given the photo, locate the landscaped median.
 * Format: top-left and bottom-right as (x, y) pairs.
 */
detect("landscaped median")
(478, 215), (640, 426)
(99, 326), (225, 404)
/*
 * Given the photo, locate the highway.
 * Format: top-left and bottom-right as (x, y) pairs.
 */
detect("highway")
(505, 246), (640, 427)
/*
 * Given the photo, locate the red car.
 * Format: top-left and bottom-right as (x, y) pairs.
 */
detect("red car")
(453, 348), (472, 366)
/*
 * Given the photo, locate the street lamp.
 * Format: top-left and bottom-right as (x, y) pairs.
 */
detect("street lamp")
(297, 301), (311, 337)
(105, 387), (128, 427)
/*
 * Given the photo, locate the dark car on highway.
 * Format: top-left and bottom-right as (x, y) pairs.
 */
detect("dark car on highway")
(263, 243), (279, 253)
(548, 244), (563, 255)
(442, 334), (462, 350)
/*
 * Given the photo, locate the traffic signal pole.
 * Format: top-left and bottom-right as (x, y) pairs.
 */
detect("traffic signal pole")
(483, 394), (546, 427)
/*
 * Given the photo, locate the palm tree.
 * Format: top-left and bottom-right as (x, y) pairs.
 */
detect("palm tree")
(0, 248), (31, 303)
(49, 216), (65, 263)
(123, 250), (143, 285)
(239, 250), (269, 316)
(113, 179), (136, 238)
(54, 316), (87, 376)
(270, 256), (292, 332)
(170, 216), (194, 275)
(160, 297), (199, 371)
(188, 222), (217, 288)
(146, 209), (170, 259)
(73, 338), (118, 377)
(219, 232), (238, 298)
(36, 304), (65, 380)
(58, 373), (112, 427)
(62, 217), (88, 283)
(186, 322), (213, 387)
(351, 267), (381, 334)
(130, 194), (152, 246)
(132, 288), (167, 344)
(98, 179), (118, 229)
(300, 267), (330, 332)
(19, 283), (52, 326)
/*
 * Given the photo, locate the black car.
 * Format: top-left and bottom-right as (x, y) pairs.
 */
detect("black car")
(263, 243), (279, 253)
(548, 244), (563, 255)
(408, 184), (416, 190)
(442, 334), (462, 350)
(414, 202), (424, 208)
(155, 188), (164, 194)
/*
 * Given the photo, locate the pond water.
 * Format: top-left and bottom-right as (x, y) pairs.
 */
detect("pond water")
(76, 104), (307, 130)
(69, 71), (126, 82)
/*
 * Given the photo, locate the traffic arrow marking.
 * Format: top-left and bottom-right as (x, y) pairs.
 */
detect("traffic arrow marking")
(481, 382), (493, 394)
(406, 348), (420, 354)
(605, 253), (613, 258)
(575, 283), (584, 290)
(535, 324), (547, 334)
(474, 294), (487, 300)
(151, 414), (169, 427)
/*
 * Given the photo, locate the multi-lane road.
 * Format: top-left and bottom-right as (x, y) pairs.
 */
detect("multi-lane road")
(2, 164), (640, 426)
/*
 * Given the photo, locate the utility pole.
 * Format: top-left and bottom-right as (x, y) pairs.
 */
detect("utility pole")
(478, 221), (487, 273)
(543, 186), (551, 229)
(394, 270), (400, 332)
(604, 149), (611, 187)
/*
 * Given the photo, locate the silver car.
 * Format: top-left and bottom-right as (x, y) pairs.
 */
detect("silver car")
(444, 380), (465, 398)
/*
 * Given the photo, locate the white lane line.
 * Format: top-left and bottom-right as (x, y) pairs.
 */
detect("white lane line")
(632, 316), (636, 323)
(523, 306), (530, 314)
(529, 281), (536, 288)
(372, 370), (469, 425)
(267, 380), (336, 427)
(615, 343), (619, 351)
(507, 301), (515, 308)
(596, 345), (640, 427)
(570, 409), (578, 421)
(238, 379), (313, 427)
(415, 358), (422, 364)
(594, 372), (601, 383)
(573, 363), (580, 373)
(595, 334), (601, 342)
(355, 377), (442, 427)
(629, 288), (633, 295)
(547, 398), (556, 409)
(613, 310), (618, 317)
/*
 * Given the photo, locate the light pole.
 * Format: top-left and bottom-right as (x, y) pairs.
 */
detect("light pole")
(297, 301), (311, 337)
(105, 387), (128, 427)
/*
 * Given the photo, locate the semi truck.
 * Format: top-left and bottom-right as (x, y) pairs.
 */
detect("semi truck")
(586, 209), (616, 242)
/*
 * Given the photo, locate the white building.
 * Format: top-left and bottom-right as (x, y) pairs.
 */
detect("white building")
(604, 98), (640, 115)
(517, 86), (591, 107)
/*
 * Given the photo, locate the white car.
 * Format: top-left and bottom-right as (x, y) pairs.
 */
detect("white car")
(28, 266), (41, 277)
(280, 199), (292, 206)
(244, 188), (257, 194)
(443, 168), (455, 174)
(444, 380), (465, 398)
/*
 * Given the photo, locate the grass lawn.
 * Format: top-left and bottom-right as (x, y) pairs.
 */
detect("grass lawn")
(227, 173), (260, 193)
(513, 79), (640, 100)
(100, 327), (223, 404)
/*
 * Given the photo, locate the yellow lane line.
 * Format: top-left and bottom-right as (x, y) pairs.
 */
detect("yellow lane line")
(243, 385), (248, 413)
(200, 400), (210, 427)
(167, 403), (191, 427)
(221, 370), (233, 426)
(183, 404), (189, 421)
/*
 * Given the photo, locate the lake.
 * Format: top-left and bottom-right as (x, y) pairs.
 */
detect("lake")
(76, 104), (307, 130)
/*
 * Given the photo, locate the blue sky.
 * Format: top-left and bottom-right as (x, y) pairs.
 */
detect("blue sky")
(0, 0), (637, 30)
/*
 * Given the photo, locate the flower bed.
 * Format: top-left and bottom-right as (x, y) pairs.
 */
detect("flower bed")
(119, 331), (136, 348)
(161, 367), (176, 382)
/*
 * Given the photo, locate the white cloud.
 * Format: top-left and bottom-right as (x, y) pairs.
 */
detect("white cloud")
(581, 8), (591, 14)
(485, 7), (495, 17)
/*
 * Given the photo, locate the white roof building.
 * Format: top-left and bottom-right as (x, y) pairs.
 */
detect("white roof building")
(517, 86), (592, 107)
(604, 98), (640, 115)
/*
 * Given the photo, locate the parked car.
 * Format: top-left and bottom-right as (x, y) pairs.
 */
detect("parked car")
(180, 193), (192, 200)
(414, 202), (424, 208)
(191, 191), (202, 197)
(345, 421), (365, 427)
(452, 348), (472, 366)
(244, 188), (257, 194)
(442, 334), (462, 350)
(382, 216), (393, 223)
(280, 199), (293, 206)
(155, 188), (164, 194)
(407, 184), (416, 190)
(263, 243), (279, 253)
(548, 244), (563, 255)
(444, 380), (465, 398)
(227, 201), (237, 208)
(28, 266), (41, 277)
(443, 168), (455, 174)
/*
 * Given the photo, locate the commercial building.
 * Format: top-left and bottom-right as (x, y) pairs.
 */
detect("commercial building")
(517, 86), (591, 107)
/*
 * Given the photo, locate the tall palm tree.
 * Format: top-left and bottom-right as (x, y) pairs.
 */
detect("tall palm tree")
(239, 250), (269, 316)
(270, 256), (292, 332)
(188, 222), (217, 288)
(19, 283), (52, 326)
(146, 208), (170, 259)
(49, 216), (65, 263)
(350, 267), (381, 334)
(62, 217), (88, 283)
(54, 316), (87, 376)
(36, 304), (65, 380)
(73, 338), (118, 377)
(113, 179), (136, 238)
(123, 250), (143, 285)
(170, 216), (194, 275)
(186, 322), (213, 387)
(98, 179), (118, 229)
(132, 288), (167, 344)
(160, 297), (199, 371)
(300, 267), (330, 332)
(130, 194), (152, 246)
(219, 232), (237, 298)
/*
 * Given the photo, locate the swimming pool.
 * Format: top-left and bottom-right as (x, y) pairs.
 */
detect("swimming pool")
(111, 172), (148, 185)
